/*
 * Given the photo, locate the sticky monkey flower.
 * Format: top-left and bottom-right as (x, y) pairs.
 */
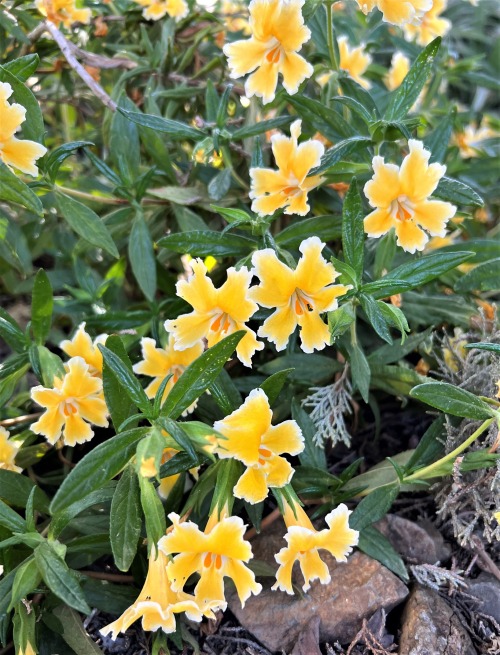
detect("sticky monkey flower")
(132, 0), (188, 21)
(133, 336), (204, 411)
(164, 260), (263, 367)
(454, 123), (497, 159)
(60, 323), (108, 377)
(159, 510), (262, 609)
(354, 0), (432, 26)
(385, 52), (411, 90)
(0, 427), (22, 473)
(249, 120), (324, 217)
(100, 549), (216, 639)
(363, 140), (456, 253)
(0, 82), (47, 176)
(213, 388), (304, 503)
(35, 0), (91, 27)
(273, 499), (359, 593)
(403, 0), (451, 46)
(250, 237), (351, 353)
(30, 357), (108, 446)
(223, 0), (313, 104)
(338, 37), (372, 89)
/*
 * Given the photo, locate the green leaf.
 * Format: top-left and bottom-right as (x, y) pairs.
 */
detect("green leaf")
(34, 542), (91, 614)
(342, 179), (364, 282)
(0, 470), (50, 512)
(465, 342), (500, 354)
(36, 345), (65, 386)
(423, 108), (455, 163)
(208, 168), (232, 201)
(139, 477), (166, 551)
(0, 160), (43, 215)
(161, 331), (246, 419)
(0, 309), (27, 352)
(44, 141), (93, 183)
(311, 136), (372, 176)
(455, 259), (500, 292)
(31, 269), (53, 345)
(158, 418), (197, 462)
(406, 415), (446, 472)
(350, 484), (400, 531)
(384, 38), (441, 121)
(368, 327), (432, 366)
(410, 382), (496, 420)
(0, 353), (30, 381)
(288, 95), (355, 141)
(9, 557), (41, 611)
(370, 364), (425, 397)
(292, 400), (326, 470)
(158, 230), (256, 258)
(347, 342), (370, 403)
(129, 211), (157, 301)
(435, 240), (500, 264)
(99, 344), (152, 417)
(358, 526), (408, 581)
(231, 116), (293, 140)
(360, 295), (392, 344)
(56, 192), (119, 259)
(0, 65), (44, 142)
(110, 467), (142, 572)
(259, 369), (293, 406)
(259, 353), (341, 385)
(117, 107), (204, 141)
(52, 606), (104, 655)
(434, 177), (483, 207)
(208, 368), (242, 415)
(102, 335), (136, 430)
(275, 215), (342, 248)
(49, 488), (116, 540)
(0, 498), (26, 533)
(329, 302), (356, 341)
(50, 427), (151, 514)
(2, 54), (39, 81)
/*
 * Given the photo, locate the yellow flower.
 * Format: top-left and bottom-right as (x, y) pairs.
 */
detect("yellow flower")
(159, 511), (262, 609)
(338, 37), (372, 89)
(36, 0), (91, 27)
(60, 323), (108, 377)
(164, 260), (263, 368)
(355, 0), (432, 26)
(18, 641), (36, 655)
(133, 0), (188, 21)
(494, 511), (500, 523)
(442, 328), (467, 372)
(222, 0), (252, 35)
(0, 83), (47, 177)
(454, 124), (497, 159)
(30, 357), (108, 446)
(133, 336), (204, 412)
(0, 427), (22, 474)
(385, 52), (411, 90)
(213, 389), (303, 504)
(223, 0), (313, 105)
(249, 120), (324, 216)
(403, 0), (451, 46)
(100, 549), (215, 639)
(273, 499), (358, 593)
(250, 236), (351, 353)
(363, 140), (456, 253)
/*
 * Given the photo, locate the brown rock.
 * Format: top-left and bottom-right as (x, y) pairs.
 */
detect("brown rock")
(399, 585), (477, 655)
(290, 617), (322, 655)
(229, 522), (408, 653)
(376, 514), (450, 564)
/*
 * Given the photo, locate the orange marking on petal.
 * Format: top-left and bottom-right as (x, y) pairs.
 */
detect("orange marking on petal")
(203, 552), (212, 568)
(215, 554), (223, 569)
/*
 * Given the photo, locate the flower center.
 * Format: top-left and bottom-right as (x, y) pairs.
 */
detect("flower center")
(171, 365), (184, 384)
(257, 446), (272, 466)
(390, 195), (415, 222)
(210, 311), (236, 335)
(61, 399), (78, 417)
(291, 289), (314, 316)
(203, 552), (224, 570)
(265, 38), (283, 64)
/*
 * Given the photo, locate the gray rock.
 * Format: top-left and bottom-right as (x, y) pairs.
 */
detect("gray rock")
(375, 514), (451, 565)
(466, 573), (500, 623)
(228, 522), (408, 653)
(399, 585), (476, 655)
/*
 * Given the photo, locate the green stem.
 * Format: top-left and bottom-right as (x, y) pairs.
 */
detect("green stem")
(404, 417), (494, 483)
(326, 3), (338, 72)
(55, 185), (127, 205)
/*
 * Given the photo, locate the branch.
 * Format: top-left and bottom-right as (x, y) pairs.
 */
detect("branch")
(42, 20), (117, 112)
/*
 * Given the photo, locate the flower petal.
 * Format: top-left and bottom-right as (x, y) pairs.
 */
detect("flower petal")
(413, 199), (456, 236)
(165, 312), (213, 350)
(291, 139), (324, 184)
(257, 304), (297, 351)
(63, 412), (93, 446)
(280, 50), (313, 96)
(399, 139), (446, 201)
(1, 137), (47, 176)
(224, 558), (262, 607)
(175, 259), (217, 313)
(218, 267), (258, 322)
(76, 397), (108, 427)
(30, 407), (65, 444)
(294, 236), (338, 295)
(224, 37), (268, 78)
(263, 421), (304, 457)
(251, 249), (296, 308)
(245, 60), (279, 105)
(265, 453), (295, 488)
(297, 308), (330, 353)
(364, 207), (395, 237)
(364, 157), (401, 209)
(233, 466), (269, 504)
(394, 219), (429, 253)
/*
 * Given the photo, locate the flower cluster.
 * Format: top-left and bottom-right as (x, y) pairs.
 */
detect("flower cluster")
(165, 236), (350, 366)
(132, 0), (188, 21)
(0, 83), (47, 177)
(36, 0), (91, 27)
(354, 0), (433, 26)
(0, 427), (22, 473)
(403, 0), (451, 45)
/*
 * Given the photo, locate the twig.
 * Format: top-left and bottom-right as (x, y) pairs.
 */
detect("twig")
(80, 570), (135, 583)
(64, 41), (137, 70)
(42, 20), (117, 112)
(0, 412), (41, 427)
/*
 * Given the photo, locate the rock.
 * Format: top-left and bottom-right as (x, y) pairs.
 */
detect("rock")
(399, 585), (476, 655)
(375, 514), (450, 564)
(466, 573), (500, 623)
(228, 522), (408, 653)
(290, 617), (321, 655)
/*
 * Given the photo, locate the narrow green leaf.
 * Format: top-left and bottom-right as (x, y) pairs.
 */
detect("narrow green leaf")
(129, 212), (157, 301)
(208, 368), (242, 415)
(347, 342), (371, 403)
(0, 470), (50, 512)
(311, 136), (372, 176)
(2, 54), (39, 81)
(31, 269), (53, 345)
(44, 141), (93, 183)
(358, 526), (408, 581)
(292, 400), (327, 470)
(342, 179), (364, 282)
(0, 353), (30, 381)
(350, 484), (400, 531)
(9, 557), (41, 611)
(410, 382), (496, 420)
(118, 107), (204, 140)
(139, 477), (166, 551)
(158, 230), (256, 258)
(102, 335), (136, 430)
(423, 109), (455, 163)
(0, 499), (26, 533)
(275, 215), (342, 248)
(99, 344), (152, 417)
(158, 418), (197, 461)
(52, 606), (104, 655)
(231, 115), (293, 139)
(34, 542), (91, 614)
(385, 38), (441, 121)
(434, 177), (483, 207)
(406, 416), (446, 472)
(360, 294), (392, 344)
(0, 160), (43, 215)
(465, 342), (500, 354)
(329, 302), (356, 341)
(0, 309), (27, 352)
(161, 331), (245, 419)
(56, 192), (119, 259)
(110, 467), (142, 571)
(50, 427), (150, 514)
(259, 369), (293, 406)
(49, 488), (116, 540)
(455, 259), (500, 292)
